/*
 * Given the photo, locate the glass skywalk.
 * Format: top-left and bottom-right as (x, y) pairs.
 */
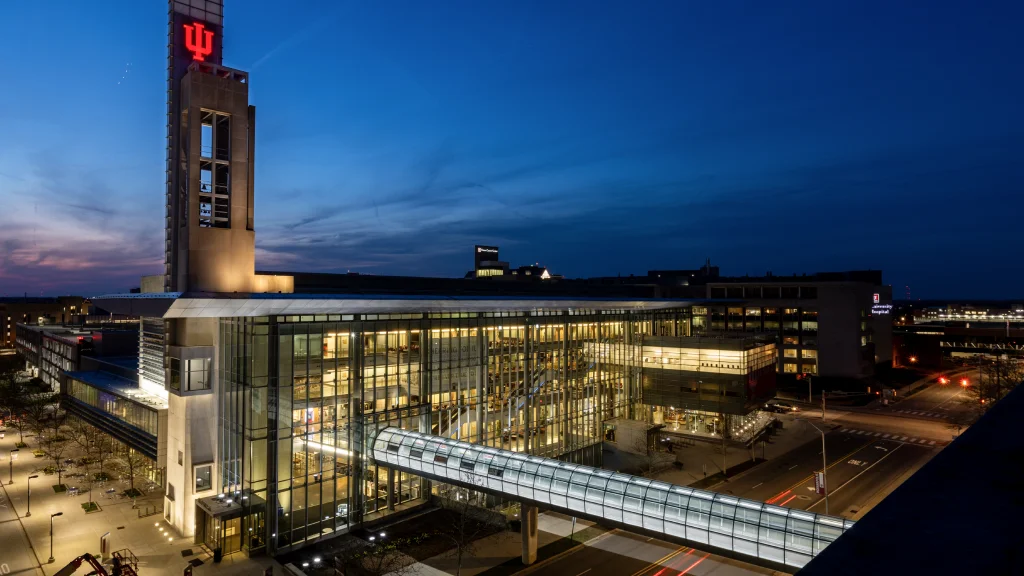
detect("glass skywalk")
(372, 427), (854, 570)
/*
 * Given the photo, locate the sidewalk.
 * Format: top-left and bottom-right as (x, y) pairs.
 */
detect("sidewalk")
(405, 512), (598, 576)
(651, 413), (820, 487)
(0, 430), (283, 576)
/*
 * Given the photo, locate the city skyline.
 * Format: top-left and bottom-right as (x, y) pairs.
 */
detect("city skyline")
(1, 0), (1022, 298)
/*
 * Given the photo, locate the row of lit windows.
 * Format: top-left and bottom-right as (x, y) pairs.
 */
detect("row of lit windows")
(783, 363), (817, 374)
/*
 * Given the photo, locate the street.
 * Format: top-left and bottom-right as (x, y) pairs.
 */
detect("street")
(874, 372), (975, 422)
(524, 529), (775, 576)
(718, 426), (933, 518)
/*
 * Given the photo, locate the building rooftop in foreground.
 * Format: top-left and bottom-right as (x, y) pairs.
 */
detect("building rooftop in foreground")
(798, 382), (1024, 575)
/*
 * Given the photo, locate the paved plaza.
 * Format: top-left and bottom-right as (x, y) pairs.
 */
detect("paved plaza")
(0, 430), (283, 576)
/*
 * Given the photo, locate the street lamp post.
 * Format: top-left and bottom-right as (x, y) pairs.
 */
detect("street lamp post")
(26, 474), (38, 517)
(49, 512), (63, 563)
(9, 448), (18, 485)
(800, 420), (829, 514)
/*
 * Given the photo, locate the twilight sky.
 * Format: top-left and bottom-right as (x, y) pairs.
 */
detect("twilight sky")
(1, 0), (1021, 298)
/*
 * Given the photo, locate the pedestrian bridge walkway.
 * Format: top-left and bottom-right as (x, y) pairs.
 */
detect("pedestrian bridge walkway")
(372, 427), (854, 572)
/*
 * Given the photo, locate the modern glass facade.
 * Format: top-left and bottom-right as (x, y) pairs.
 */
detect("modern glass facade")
(66, 378), (161, 436)
(217, 307), (694, 553)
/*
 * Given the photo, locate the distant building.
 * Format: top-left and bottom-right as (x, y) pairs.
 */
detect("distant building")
(700, 271), (893, 380)
(470, 245), (508, 278)
(893, 300), (1024, 367)
(14, 324), (137, 392)
(466, 245), (560, 280)
(0, 296), (90, 349)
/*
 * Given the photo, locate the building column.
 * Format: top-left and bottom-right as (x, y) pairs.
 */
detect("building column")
(521, 504), (538, 565)
(386, 468), (395, 511)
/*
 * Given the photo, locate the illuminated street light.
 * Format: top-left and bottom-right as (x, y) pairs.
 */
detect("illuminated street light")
(960, 378), (970, 387)
(26, 474), (38, 517)
(49, 512), (63, 563)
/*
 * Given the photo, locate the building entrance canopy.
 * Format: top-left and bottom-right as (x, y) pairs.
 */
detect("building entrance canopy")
(372, 427), (853, 572)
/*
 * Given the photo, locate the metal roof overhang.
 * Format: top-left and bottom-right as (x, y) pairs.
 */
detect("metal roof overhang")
(93, 292), (697, 319)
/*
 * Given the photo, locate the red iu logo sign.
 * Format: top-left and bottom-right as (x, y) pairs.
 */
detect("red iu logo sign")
(184, 22), (214, 61)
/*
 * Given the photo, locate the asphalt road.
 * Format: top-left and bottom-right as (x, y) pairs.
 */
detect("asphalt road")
(879, 373), (976, 421)
(716, 428), (932, 518)
(525, 529), (774, 576)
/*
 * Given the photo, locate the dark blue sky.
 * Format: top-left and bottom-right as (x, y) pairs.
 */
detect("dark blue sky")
(1, 0), (1021, 298)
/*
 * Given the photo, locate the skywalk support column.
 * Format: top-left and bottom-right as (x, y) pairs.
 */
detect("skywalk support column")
(521, 504), (538, 565)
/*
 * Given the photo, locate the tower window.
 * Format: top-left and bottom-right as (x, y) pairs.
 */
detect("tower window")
(198, 110), (231, 228)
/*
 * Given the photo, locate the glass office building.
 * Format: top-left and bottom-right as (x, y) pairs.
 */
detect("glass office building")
(207, 305), (704, 553)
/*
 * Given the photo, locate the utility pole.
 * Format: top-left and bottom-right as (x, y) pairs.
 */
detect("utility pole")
(808, 374), (812, 403)
(800, 419), (829, 514)
(821, 390), (826, 421)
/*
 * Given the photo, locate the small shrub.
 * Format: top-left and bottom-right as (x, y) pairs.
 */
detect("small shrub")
(124, 488), (143, 498)
(81, 502), (99, 513)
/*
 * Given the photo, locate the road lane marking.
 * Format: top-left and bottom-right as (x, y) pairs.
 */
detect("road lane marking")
(631, 546), (688, 576)
(751, 482), (763, 489)
(789, 465), (798, 470)
(882, 434), (891, 438)
(772, 436), (877, 499)
(873, 432), (882, 436)
(928, 440), (936, 445)
(652, 549), (694, 576)
(575, 570), (591, 576)
(678, 553), (711, 575)
(810, 443), (905, 509)
(899, 436), (909, 441)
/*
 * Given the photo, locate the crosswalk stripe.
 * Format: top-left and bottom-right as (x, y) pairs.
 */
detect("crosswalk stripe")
(856, 430), (867, 435)
(928, 440), (936, 445)
(873, 432), (882, 436)
(883, 434), (891, 438)
(899, 436), (909, 441)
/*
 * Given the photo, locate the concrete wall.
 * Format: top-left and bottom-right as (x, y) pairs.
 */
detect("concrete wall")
(177, 67), (257, 294)
(140, 275), (165, 294)
(165, 317), (219, 537)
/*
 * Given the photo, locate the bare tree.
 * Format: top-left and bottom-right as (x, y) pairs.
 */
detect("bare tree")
(113, 445), (151, 496)
(435, 475), (510, 576)
(952, 358), (1024, 426)
(0, 369), (31, 445)
(632, 432), (659, 477)
(333, 537), (415, 576)
(68, 419), (103, 503)
(40, 422), (73, 489)
(26, 393), (61, 440)
(93, 433), (115, 479)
